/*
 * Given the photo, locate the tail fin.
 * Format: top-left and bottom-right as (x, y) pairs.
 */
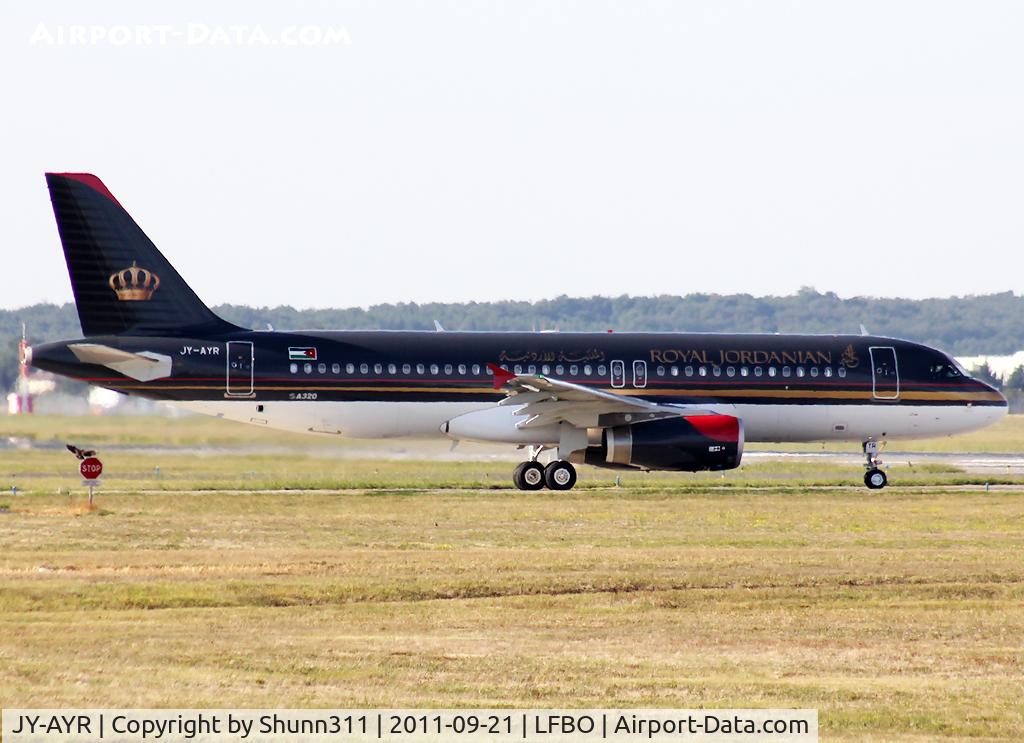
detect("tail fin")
(45, 172), (240, 337)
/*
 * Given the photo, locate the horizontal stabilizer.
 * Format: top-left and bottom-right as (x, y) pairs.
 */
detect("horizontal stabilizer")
(68, 343), (172, 382)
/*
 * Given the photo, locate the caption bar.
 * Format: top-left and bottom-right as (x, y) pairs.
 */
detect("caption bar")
(3, 709), (816, 743)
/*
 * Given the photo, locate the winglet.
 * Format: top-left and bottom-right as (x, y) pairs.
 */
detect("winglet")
(486, 362), (515, 390)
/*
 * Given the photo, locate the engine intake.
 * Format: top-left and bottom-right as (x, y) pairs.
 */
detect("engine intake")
(575, 414), (743, 471)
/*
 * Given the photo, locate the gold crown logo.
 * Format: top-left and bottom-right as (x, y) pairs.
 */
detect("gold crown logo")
(109, 261), (160, 301)
(840, 343), (860, 368)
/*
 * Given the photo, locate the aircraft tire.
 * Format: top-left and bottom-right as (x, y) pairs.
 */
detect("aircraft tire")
(864, 468), (887, 490)
(544, 461), (577, 491)
(514, 461), (546, 490)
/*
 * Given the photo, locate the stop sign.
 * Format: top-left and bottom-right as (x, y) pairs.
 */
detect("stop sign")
(80, 457), (103, 480)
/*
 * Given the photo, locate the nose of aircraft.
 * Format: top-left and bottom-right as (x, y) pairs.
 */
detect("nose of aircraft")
(975, 378), (1009, 424)
(991, 383), (1009, 413)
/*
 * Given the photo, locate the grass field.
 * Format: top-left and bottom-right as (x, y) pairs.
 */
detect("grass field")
(1, 414), (1023, 740)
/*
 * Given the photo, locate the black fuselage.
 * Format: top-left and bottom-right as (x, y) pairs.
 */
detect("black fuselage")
(32, 329), (1004, 410)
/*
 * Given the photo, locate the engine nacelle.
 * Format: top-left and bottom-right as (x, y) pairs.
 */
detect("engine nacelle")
(572, 414), (743, 471)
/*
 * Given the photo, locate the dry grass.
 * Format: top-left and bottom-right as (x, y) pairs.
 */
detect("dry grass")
(5, 410), (1024, 452)
(0, 415), (1023, 739)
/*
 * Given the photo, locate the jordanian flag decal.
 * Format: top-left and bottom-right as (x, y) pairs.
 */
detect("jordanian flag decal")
(288, 347), (317, 361)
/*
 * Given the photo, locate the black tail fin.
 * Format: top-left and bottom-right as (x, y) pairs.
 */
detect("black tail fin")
(45, 172), (240, 337)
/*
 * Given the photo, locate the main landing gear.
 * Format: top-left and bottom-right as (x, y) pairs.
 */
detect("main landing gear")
(512, 459), (578, 491)
(863, 438), (888, 490)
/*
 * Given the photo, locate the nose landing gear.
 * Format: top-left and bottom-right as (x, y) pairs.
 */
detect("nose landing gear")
(863, 438), (888, 489)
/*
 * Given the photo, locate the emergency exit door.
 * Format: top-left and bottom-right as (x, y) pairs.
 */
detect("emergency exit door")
(632, 360), (647, 388)
(610, 360), (625, 388)
(226, 341), (254, 396)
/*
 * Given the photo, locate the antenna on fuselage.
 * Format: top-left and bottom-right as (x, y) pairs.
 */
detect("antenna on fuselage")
(859, 324), (870, 336)
(433, 320), (446, 332)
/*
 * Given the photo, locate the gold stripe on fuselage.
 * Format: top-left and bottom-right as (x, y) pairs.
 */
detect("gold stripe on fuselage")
(110, 383), (1004, 403)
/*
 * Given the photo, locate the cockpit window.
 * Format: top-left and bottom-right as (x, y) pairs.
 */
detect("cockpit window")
(929, 363), (962, 379)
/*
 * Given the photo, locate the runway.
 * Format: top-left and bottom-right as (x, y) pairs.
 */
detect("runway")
(747, 449), (1024, 475)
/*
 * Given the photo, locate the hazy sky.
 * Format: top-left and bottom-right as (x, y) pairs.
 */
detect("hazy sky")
(2, 1), (1023, 310)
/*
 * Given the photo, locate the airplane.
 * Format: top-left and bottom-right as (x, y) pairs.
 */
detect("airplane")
(25, 173), (1008, 490)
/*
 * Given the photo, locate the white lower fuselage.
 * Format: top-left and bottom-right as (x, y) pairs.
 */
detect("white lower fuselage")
(169, 399), (1006, 444)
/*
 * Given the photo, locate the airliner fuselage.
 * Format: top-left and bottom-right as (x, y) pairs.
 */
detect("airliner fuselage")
(32, 328), (1005, 443)
(27, 172), (1008, 491)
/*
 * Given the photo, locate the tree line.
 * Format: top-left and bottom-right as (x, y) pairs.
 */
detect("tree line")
(3, 288), (1024, 393)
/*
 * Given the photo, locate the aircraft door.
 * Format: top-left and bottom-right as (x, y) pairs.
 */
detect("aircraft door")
(869, 346), (899, 400)
(633, 360), (647, 388)
(226, 341), (254, 397)
(610, 360), (625, 388)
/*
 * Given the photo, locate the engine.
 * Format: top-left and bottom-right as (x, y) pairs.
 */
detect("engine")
(571, 414), (744, 472)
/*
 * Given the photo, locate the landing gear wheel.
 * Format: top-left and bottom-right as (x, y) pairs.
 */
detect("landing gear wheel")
(544, 460), (577, 491)
(513, 461), (545, 490)
(864, 468), (887, 490)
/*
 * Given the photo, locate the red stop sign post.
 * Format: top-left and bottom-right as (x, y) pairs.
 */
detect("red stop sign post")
(80, 457), (102, 505)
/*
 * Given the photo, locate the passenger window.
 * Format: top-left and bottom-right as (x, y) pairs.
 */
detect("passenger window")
(838, 367), (847, 378)
(430, 364), (440, 375)
(824, 367), (833, 377)
(416, 363), (425, 374)
(331, 363), (340, 374)
(584, 364), (593, 375)
(514, 365), (523, 374)
(782, 366), (791, 377)
(318, 363), (327, 374)
(671, 366), (679, 376)
(527, 365), (536, 374)
(289, 363), (298, 374)
(444, 364), (453, 375)
(304, 363), (313, 374)
(346, 363), (355, 374)
(360, 363), (369, 374)
(712, 366), (721, 377)
(388, 363), (397, 374)
(768, 366), (777, 377)
(472, 364), (481, 375)
(685, 365), (694, 377)
(570, 365), (579, 376)
(374, 363), (383, 374)
(555, 364), (565, 375)
(597, 364), (607, 376)
(698, 366), (707, 377)
(740, 366), (749, 377)
(754, 366), (763, 377)
(402, 363), (411, 374)
(809, 367), (818, 378)
(795, 366), (805, 378)
(726, 366), (735, 377)
(458, 364), (467, 375)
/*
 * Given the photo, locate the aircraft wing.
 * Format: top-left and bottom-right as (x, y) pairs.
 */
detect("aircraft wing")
(486, 363), (712, 429)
